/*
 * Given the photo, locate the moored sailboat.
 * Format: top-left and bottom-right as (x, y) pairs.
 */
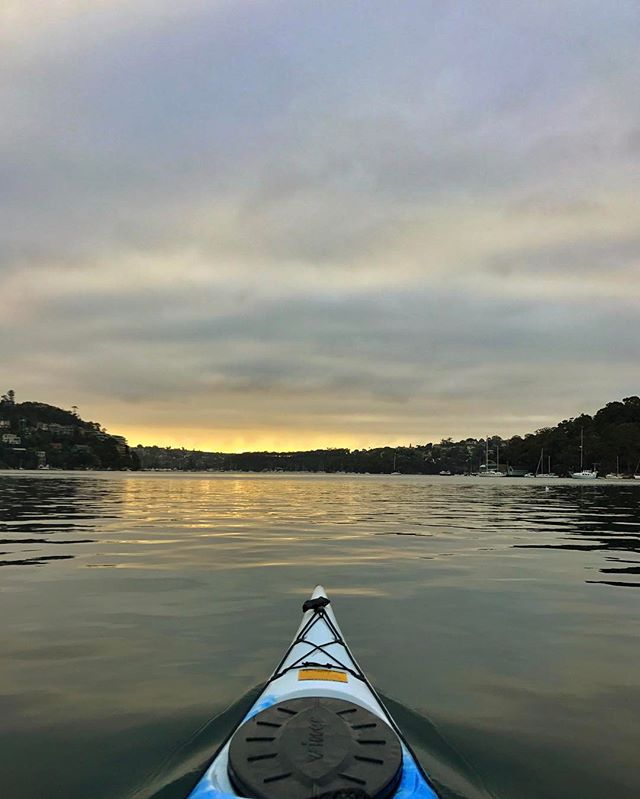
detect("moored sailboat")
(534, 449), (558, 478)
(605, 456), (624, 479)
(478, 438), (504, 477)
(570, 428), (598, 479)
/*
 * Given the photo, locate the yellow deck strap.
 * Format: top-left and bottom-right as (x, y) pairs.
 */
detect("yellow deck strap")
(298, 668), (348, 682)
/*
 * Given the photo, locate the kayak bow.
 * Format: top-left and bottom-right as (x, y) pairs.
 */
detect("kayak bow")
(188, 586), (440, 799)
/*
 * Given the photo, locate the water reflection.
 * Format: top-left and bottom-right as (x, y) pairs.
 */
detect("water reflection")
(0, 474), (639, 587)
(0, 474), (117, 566)
(1, 473), (639, 799)
(0, 553), (75, 567)
(512, 485), (640, 587)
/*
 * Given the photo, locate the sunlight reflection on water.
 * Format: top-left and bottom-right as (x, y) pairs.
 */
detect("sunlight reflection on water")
(0, 472), (639, 799)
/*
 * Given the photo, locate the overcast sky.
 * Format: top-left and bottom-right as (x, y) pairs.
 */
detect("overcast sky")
(1, 1), (639, 451)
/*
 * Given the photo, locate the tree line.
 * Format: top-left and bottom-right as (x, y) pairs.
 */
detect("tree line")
(3, 393), (639, 475)
(217, 396), (640, 475)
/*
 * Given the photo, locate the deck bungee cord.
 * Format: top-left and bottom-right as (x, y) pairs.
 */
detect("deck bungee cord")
(270, 596), (367, 683)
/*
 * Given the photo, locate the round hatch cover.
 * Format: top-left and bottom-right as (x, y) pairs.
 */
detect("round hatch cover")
(228, 697), (403, 799)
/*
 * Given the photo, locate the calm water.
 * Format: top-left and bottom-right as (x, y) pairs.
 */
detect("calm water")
(1, 472), (639, 799)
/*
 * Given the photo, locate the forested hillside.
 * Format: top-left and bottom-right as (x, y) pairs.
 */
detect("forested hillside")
(218, 397), (640, 476)
(0, 392), (138, 470)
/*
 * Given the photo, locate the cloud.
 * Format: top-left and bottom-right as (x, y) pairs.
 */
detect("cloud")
(1, 1), (639, 449)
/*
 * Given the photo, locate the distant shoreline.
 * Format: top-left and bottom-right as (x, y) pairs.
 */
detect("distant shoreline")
(3, 395), (640, 477)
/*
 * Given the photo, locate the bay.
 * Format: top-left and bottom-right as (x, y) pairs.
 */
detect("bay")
(0, 472), (638, 799)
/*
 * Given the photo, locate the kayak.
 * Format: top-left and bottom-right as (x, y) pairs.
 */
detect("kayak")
(188, 585), (440, 799)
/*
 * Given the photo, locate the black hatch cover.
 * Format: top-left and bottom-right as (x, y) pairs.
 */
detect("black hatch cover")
(228, 697), (403, 799)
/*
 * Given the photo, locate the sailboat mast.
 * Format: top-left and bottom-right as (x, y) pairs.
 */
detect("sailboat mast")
(497, 444), (500, 472)
(535, 447), (543, 476)
(580, 428), (584, 470)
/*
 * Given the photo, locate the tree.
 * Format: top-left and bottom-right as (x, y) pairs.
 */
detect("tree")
(1, 389), (15, 405)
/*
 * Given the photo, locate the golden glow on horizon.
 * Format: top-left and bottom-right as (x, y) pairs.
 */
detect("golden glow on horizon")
(109, 413), (561, 454)
(114, 424), (401, 453)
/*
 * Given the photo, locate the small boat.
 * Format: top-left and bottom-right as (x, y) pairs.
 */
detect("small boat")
(438, 470), (451, 476)
(571, 470), (598, 479)
(188, 586), (440, 799)
(570, 428), (598, 479)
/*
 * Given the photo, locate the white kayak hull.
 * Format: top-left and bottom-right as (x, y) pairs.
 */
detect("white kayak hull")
(188, 586), (439, 799)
